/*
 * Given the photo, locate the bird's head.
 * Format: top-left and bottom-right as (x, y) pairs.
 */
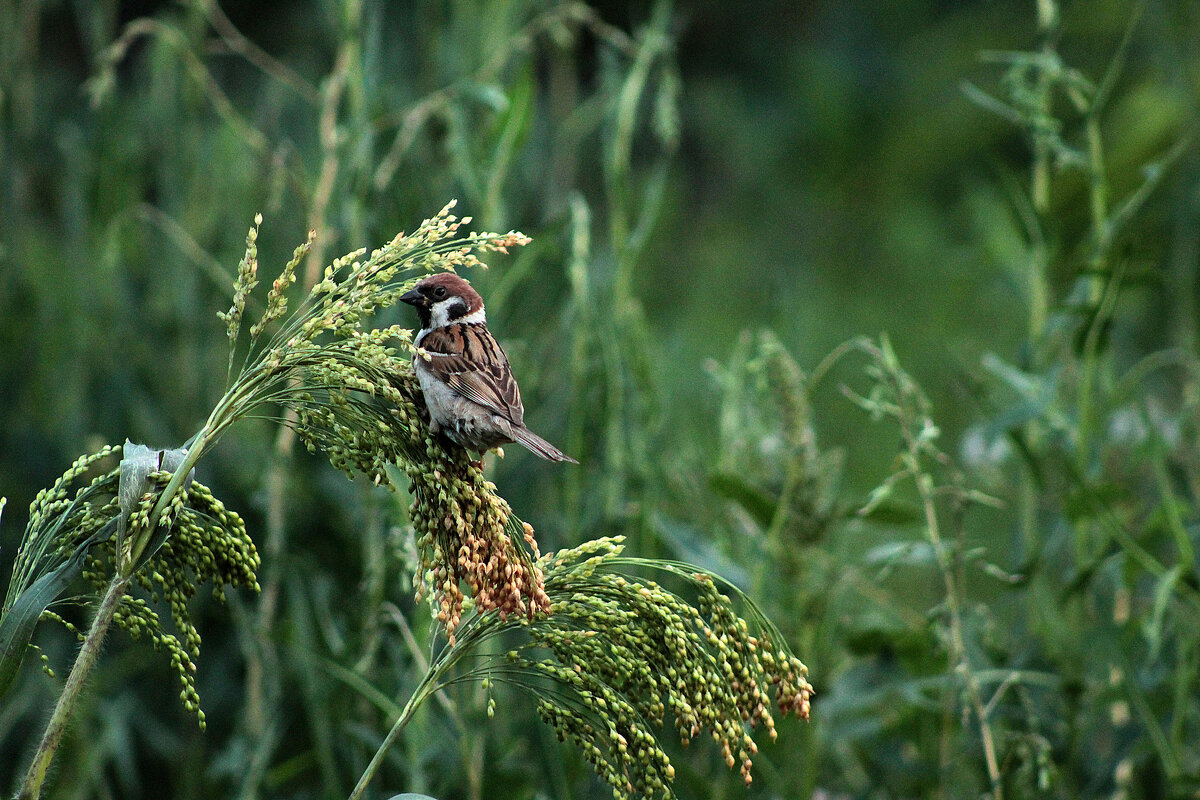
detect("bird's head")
(400, 273), (485, 330)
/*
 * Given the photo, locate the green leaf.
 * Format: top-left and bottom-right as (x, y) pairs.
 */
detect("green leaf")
(0, 520), (117, 700)
(708, 472), (777, 530)
(118, 440), (193, 573)
(1146, 564), (1184, 662)
(859, 498), (924, 525)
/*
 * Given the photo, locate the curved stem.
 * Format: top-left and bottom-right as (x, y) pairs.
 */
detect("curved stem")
(347, 668), (441, 800)
(131, 363), (276, 571)
(347, 613), (502, 800)
(18, 573), (132, 800)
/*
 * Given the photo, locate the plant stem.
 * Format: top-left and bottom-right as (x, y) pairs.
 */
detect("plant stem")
(885, 353), (1003, 800)
(18, 572), (131, 800)
(348, 669), (440, 800)
(1028, 0), (1056, 346)
(915, 473), (1004, 800)
(20, 407), (228, 796)
(128, 438), (207, 572)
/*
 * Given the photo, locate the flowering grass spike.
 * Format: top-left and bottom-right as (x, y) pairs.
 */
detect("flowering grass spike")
(5, 203), (813, 800)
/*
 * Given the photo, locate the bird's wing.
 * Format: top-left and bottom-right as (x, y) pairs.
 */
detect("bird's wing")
(418, 323), (525, 424)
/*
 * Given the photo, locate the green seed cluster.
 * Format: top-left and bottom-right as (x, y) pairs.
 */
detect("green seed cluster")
(501, 537), (813, 799)
(279, 202), (526, 354)
(217, 214), (261, 346)
(112, 593), (206, 726)
(135, 477), (260, 633)
(281, 334), (551, 644)
(74, 471), (260, 728)
(9, 446), (123, 596)
(15, 454), (256, 731)
(10, 207), (537, 735)
(250, 229), (307, 340)
(15, 452), (257, 728)
(289, 333), (418, 486)
(758, 330), (811, 452)
(11, 445), (121, 680)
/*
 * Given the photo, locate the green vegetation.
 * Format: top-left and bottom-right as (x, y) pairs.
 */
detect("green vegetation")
(2, 1), (1199, 798)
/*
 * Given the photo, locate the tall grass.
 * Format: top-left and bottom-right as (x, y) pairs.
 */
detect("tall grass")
(3, 0), (1200, 799)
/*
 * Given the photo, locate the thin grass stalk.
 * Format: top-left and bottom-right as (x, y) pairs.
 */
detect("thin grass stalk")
(1027, 0), (1057, 345)
(863, 338), (1004, 800)
(1075, 259), (1124, 479)
(596, 0), (673, 529)
(1083, 106), (1110, 301)
(1072, 88), (1113, 475)
(17, 573), (132, 800)
(1069, 2), (1149, 471)
(907, 430), (1003, 800)
(347, 635), (476, 800)
(1021, 3), (1057, 593)
(1116, 646), (1181, 780)
(1170, 645), (1198, 757)
(290, 573), (343, 797)
(564, 194), (592, 538)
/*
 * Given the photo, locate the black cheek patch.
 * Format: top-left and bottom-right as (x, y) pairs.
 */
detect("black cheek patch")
(446, 299), (470, 320)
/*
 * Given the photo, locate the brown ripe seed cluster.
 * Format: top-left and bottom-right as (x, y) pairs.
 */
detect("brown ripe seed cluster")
(292, 347), (554, 644)
(401, 409), (552, 643)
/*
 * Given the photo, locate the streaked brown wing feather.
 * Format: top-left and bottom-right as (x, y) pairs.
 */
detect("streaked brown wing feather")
(419, 324), (525, 424)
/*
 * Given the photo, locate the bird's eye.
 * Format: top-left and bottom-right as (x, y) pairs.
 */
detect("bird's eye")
(432, 286), (448, 300)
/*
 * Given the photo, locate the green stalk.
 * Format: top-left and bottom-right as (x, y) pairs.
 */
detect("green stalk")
(1027, 0), (1056, 346)
(879, 342), (1003, 800)
(347, 663), (444, 800)
(17, 374), (253, 798)
(127, 435), (208, 572)
(132, 359), (277, 572)
(348, 610), (501, 800)
(18, 572), (132, 800)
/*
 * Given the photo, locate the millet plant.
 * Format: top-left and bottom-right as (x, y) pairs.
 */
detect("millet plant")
(0, 204), (812, 800)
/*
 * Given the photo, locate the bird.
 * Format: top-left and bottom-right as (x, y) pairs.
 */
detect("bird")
(400, 273), (577, 464)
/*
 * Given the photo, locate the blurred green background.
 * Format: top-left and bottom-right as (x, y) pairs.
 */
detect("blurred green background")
(4, 0), (1200, 798)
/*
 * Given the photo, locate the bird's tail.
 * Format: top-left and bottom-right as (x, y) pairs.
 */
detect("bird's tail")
(511, 426), (578, 463)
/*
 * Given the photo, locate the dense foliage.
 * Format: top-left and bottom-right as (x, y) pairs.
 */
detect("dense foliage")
(3, 1), (1200, 798)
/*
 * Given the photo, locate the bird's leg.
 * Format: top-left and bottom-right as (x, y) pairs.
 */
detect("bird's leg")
(474, 446), (507, 471)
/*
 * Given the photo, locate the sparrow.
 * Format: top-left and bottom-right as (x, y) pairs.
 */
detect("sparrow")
(400, 273), (577, 463)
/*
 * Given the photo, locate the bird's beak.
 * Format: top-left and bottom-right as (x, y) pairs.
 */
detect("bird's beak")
(400, 288), (426, 307)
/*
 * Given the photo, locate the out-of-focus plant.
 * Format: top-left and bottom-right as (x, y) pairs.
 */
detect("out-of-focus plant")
(954, 3), (1200, 790)
(789, 3), (1200, 798)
